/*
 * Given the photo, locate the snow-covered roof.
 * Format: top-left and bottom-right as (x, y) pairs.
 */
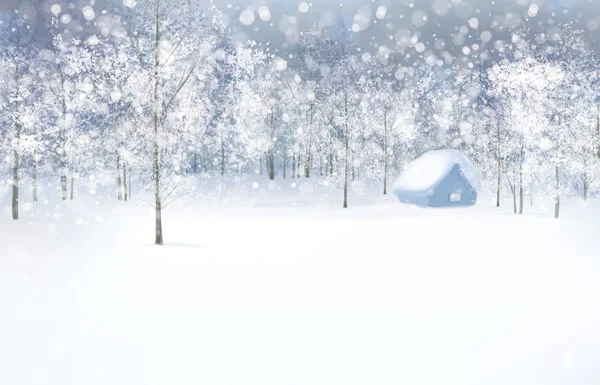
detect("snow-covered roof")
(393, 149), (478, 193)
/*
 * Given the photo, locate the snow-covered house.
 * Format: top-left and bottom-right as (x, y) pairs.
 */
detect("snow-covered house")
(392, 149), (478, 207)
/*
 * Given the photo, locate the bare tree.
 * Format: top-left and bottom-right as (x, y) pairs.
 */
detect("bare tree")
(11, 63), (22, 220)
(150, 0), (197, 245)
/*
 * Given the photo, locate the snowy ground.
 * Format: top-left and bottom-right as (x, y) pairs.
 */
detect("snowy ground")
(1, 176), (600, 385)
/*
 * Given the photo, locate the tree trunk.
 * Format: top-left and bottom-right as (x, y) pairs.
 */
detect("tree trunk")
(496, 162), (501, 207)
(117, 152), (123, 200)
(296, 152), (301, 178)
(12, 148), (19, 220)
(597, 103), (600, 158)
(70, 172), (75, 200)
(59, 71), (68, 202)
(292, 153), (296, 179)
(555, 166), (560, 219)
(343, 93), (349, 209)
(32, 151), (38, 203)
(12, 65), (21, 220)
(304, 148), (311, 178)
(193, 146), (198, 174)
(512, 165), (517, 214)
(582, 156), (588, 201)
(383, 107), (388, 195)
(123, 164), (128, 202)
(518, 145), (524, 214)
(530, 179), (533, 206)
(512, 187), (517, 214)
(305, 106), (313, 178)
(153, 0), (163, 245)
(129, 177), (132, 199)
(283, 146), (287, 179)
(554, 115), (561, 219)
(518, 180), (523, 214)
(319, 155), (323, 176)
(61, 157), (68, 201)
(496, 121), (501, 207)
(329, 153), (334, 177)
(221, 134), (225, 176)
(259, 156), (263, 175)
(267, 152), (275, 180)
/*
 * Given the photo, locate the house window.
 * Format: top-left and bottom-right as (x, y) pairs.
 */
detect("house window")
(449, 192), (462, 202)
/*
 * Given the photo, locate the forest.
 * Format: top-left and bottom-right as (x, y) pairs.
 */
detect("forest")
(1, 0), (599, 242)
(3, 2), (600, 384)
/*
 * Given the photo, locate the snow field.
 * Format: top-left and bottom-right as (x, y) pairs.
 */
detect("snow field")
(1, 179), (600, 385)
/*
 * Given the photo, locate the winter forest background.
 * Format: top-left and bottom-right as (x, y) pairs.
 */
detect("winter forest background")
(2, 0), (600, 244)
(3, 1), (600, 384)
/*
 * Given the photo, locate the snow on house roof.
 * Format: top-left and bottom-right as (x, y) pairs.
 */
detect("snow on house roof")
(393, 149), (478, 193)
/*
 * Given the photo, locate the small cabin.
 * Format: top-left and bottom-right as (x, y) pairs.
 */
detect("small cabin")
(392, 149), (478, 207)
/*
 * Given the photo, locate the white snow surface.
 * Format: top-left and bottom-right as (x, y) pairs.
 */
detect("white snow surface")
(393, 149), (478, 192)
(1, 177), (600, 385)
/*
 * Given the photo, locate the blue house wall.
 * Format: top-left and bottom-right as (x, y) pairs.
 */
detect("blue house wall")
(427, 164), (477, 207)
(395, 164), (477, 207)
